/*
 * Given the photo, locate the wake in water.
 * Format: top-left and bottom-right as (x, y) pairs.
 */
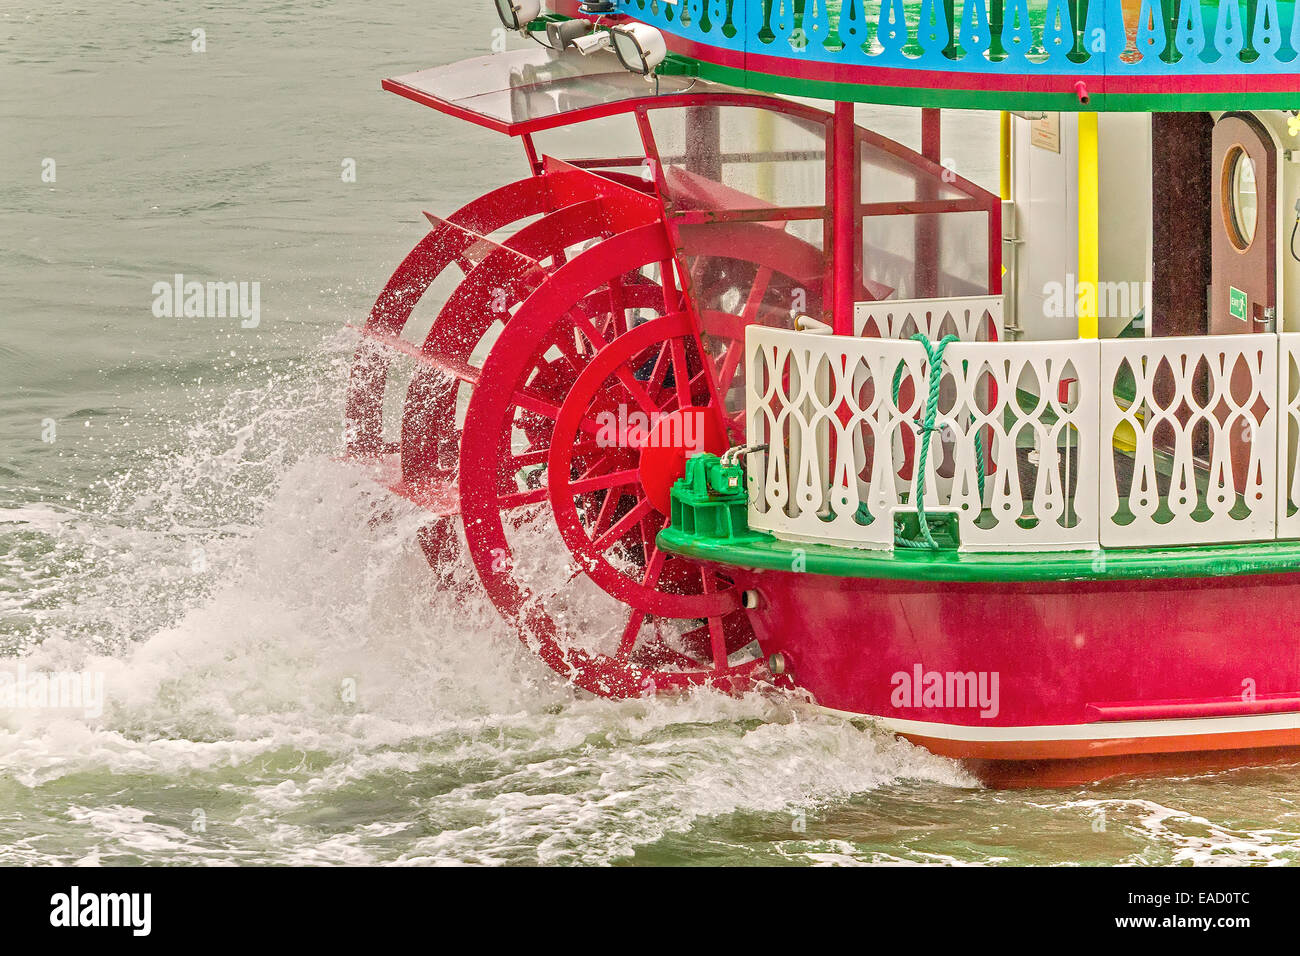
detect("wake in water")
(9, 331), (1300, 866)
(0, 331), (973, 865)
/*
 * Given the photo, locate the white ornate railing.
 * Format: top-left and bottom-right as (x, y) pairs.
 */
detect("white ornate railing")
(1099, 335), (1277, 547)
(1276, 334), (1300, 539)
(747, 331), (897, 548)
(854, 295), (1002, 342)
(747, 319), (1299, 553)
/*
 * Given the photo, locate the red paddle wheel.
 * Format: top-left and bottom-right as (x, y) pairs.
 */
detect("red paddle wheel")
(344, 146), (830, 696)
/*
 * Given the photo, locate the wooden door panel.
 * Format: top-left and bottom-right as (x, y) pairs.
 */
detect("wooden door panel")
(1210, 113), (1276, 336)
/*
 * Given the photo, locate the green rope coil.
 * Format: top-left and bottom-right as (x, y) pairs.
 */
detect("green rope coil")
(890, 333), (985, 549)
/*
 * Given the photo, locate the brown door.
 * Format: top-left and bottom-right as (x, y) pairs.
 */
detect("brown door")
(1211, 113), (1276, 335)
(1210, 112), (1276, 490)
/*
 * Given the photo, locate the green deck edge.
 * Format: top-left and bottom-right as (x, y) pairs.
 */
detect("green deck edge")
(696, 61), (1099, 111)
(689, 60), (1300, 112)
(657, 524), (1300, 583)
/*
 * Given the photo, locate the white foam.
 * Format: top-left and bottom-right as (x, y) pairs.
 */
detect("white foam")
(0, 331), (979, 865)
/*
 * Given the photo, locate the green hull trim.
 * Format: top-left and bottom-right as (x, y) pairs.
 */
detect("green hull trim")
(657, 525), (1300, 584)
(697, 61), (1098, 112)
(691, 60), (1300, 113)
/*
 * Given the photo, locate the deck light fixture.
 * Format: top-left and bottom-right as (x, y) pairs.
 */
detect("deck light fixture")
(569, 30), (612, 55)
(494, 0), (541, 33)
(543, 18), (596, 50)
(609, 23), (667, 78)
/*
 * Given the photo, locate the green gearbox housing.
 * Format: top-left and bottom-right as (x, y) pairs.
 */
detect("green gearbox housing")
(669, 453), (749, 542)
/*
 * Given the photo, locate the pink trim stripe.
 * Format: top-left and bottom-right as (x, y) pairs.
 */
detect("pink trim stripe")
(1086, 695), (1300, 722)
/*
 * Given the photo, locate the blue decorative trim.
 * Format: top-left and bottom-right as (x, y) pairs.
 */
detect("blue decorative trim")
(616, 0), (1300, 80)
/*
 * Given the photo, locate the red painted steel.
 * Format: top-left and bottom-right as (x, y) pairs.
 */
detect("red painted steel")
(347, 145), (837, 695)
(832, 102), (856, 334)
(722, 563), (1300, 782)
(546, 314), (732, 614)
(637, 407), (725, 515)
(743, 569), (1300, 728)
(345, 173), (595, 460)
(916, 108), (941, 298)
(920, 108), (941, 163)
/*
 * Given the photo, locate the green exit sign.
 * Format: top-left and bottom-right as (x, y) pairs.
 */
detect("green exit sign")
(1230, 286), (1248, 322)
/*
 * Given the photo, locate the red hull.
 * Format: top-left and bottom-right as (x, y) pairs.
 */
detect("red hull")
(741, 569), (1300, 786)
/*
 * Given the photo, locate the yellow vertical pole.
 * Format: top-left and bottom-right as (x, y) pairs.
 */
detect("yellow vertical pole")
(1077, 112), (1100, 339)
(999, 111), (1011, 201)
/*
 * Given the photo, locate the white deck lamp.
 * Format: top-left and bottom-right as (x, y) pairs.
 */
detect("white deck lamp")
(609, 23), (667, 78)
(494, 0), (541, 33)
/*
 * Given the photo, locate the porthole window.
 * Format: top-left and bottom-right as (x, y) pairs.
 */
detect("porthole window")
(1223, 146), (1258, 251)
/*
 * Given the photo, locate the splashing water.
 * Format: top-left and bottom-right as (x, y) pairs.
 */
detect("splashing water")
(0, 330), (986, 866)
(7, 335), (1300, 868)
(7, 330), (1300, 865)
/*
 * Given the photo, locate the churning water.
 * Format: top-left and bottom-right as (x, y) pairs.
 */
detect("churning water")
(3, 0), (1300, 866)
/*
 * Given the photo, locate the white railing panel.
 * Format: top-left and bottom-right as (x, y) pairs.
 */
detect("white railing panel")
(746, 328), (1099, 552)
(746, 329), (910, 549)
(1099, 334), (1278, 547)
(747, 324), (1288, 554)
(1278, 334), (1300, 538)
(911, 339), (1100, 551)
(854, 295), (1002, 342)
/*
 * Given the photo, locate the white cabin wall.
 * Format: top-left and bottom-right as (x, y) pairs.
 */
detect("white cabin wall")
(1009, 112), (1152, 341)
(1097, 113), (1152, 337)
(1010, 112), (1078, 341)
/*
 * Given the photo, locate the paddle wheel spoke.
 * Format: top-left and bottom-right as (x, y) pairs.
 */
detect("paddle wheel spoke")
(510, 396), (604, 441)
(716, 340), (745, 397)
(640, 543), (668, 591)
(567, 314), (661, 417)
(497, 486), (551, 511)
(616, 608), (648, 658)
(591, 485), (626, 539)
(508, 385), (566, 422)
(668, 336), (693, 410)
(606, 274), (630, 338)
(569, 467), (641, 497)
(699, 571), (729, 671)
(591, 496), (656, 555)
(666, 335), (729, 440)
(509, 439), (603, 471)
(643, 342), (675, 401)
(637, 511), (666, 556)
(549, 328), (594, 375)
(741, 266), (775, 324)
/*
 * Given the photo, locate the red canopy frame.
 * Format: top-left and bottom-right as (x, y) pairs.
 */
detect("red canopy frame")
(384, 47), (1002, 331)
